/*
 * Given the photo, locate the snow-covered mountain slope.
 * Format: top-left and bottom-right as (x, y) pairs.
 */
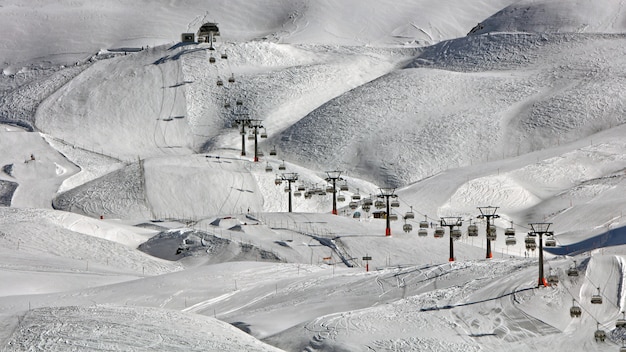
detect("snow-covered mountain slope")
(2, 0), (626, 351)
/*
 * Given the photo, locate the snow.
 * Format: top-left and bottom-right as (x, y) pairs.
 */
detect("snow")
(1, 0), (626, 351)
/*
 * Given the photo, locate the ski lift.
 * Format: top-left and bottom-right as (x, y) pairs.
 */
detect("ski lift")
(362, 204), (371, 212)
(375, 200), (385, 209)
(278, 160), (286, 170)
(616, 312), (626, 328)
(257, 151), (264, 157)
(209, 55), (216, 63)
(591, 287), (603, 304)
(325, 185), (334, 193)
(340, 182), (349, 192)
(284, 186), (290, 193)
(487, 225), (497, 241)
(247, 132), (255, 140)
(468, 223), (478, 237)
(547, 272), (559, 285)
(419, 216), (429, 229)
(297, 184), (306, 192)
(570, 299), (582, 318)
(269, 146), (277, 156)
(304, 191), (312, 199)
(390, 198), (400, 208)
(567, 266), (579, 277)
(363, 198), (373, 207)
(221, 53), (228, 59)
(217, 78), (224, 86)
(595, 323), (606, 342)
(525, 235), (537, 251)
(418, 228), (428, 237)
(451, 227), (462, 239)
(404, 206), (415, 220)
(349, 201), (358, 209)
(224, 100), (231, 108)
(317, 188), (326, 196)
(403, 223), (413, 233)
(260, 128), (267, 138)
(294, 190), (302, 197)
(505, 226), (515, 237)
(506, 235), (517, 246)
(337, 193), (346, 202)
(545, 236), (556, 247)
(228, 74), (235, 83)
(434, 227), (445, 238)
(236, 99), (243, 106)
(388, 213), (398, 221)
(265, 163), (273, 172)
(274, 177), (282, 185)
(352, 189), (361, 201)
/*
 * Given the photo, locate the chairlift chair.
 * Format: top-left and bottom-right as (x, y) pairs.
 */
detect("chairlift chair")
(594, 324), (606, 342)
(325, 185), (334, 193)
(352, 190), (361, 201)
(468, 224), (478, 236)
(404, 206), (415, 219)
(570, 300), (582, 318)
(375, 200), (385, 209)
(567, 267), (579, 276)
(270, 146), (277, 156)
(591, 287), (603, 304)
(297, 184), (306, 192)
(363, 198), (373, 206)
(247, 132), (255, 140)
(434, 227), (445, 238)
(616, 312), (626, 328)
(340, 182), (349, 192)
(217, 79), (224, 86)
(388, 213), (398, 221)
(265, 163), (273, 172)
(337, 193), (346, 202)
(349, 201), (358, 209)
(418, 228), (428, 237)
(390, 199), (400, 208)
(419, 216), (429, 229)
(236, 99), (243, 106)
(228, 74), (235, 83)
(451, 228), (462, 239)
(362, 204), (371, 212)
(221, 52), (228, 59)
(505, 236), (517, 246)
(403, 223), (413, 233)
(274, 177), (282, 185)
(294, 190), (302, 197)
(209, 56), (216, 63)
(224, 101), (231, 108)
(505, 227), (515, 237)
(284, 186), (290, 193)
(260, 128), (267, 138)
(278, 161), (286, 170)
(547, 273), (559, 285)
(545, 236), (556, 247)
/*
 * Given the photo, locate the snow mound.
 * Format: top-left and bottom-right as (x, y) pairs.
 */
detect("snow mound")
(4, 305), (283, 352)
(469, 0), (626, 35)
